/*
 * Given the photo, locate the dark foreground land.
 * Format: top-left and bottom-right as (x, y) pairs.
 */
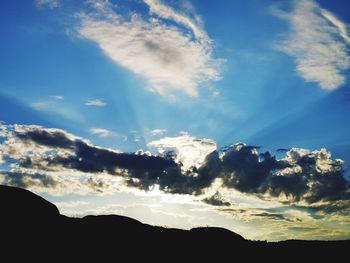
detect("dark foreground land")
(1, 185), (349, 260)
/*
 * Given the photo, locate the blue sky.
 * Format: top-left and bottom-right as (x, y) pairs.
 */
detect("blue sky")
(1, 0), (350, 241)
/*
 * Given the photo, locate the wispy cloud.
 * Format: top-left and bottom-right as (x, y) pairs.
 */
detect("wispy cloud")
(273, 0), (350, 90)
(78, 0), (222, 98)
(35, 0), (60, 9)
(30, 101), (83, 121)
(30, 101), (52, 110)
(85, 99), (107, 107)
(149, 129), (167, 136)
(50, 95), (64, 100)
(90, 128), (111, 137)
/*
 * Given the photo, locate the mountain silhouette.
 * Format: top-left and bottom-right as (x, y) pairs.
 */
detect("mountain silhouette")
(0, 185), (349, 260)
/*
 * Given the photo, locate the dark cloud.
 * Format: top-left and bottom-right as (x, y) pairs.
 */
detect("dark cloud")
(11, 126), (177, 174)
(127, 151), (220, 195)
(216, 144), (350, 205)
(1, 124), (350, 212)
(46, 141), (177, 174)
(15, 127), (76, 149)
(287, 226), (316, 232)
(253, 212), (293, 222)
(203, 192), (231, 206)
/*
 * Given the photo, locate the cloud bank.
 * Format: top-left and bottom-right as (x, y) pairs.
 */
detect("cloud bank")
(1, 123), (349, 214)
(274, 0), (350, 90)
(78, 0), (222, 98)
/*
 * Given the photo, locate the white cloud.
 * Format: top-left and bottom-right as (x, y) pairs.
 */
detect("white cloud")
(85, 99), (107, 107)
(50, 95), (64, 100)
(78, 0), (222, 98)
(35, 0), (60, 9)
(90, 128), (111, 137)
(150, 129), (167, 136)
(321, 9), (350, 45)
(143, 0), (208, 45)
(148, 132), (217, 170)
(274, 0), (350, 90)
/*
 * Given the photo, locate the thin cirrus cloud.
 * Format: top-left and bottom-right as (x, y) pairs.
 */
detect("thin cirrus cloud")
(273, 0), (350, 90)
(30, 99), (84, 122)
(77, 0), (222, 98)
(35, 0), (60, 9)
(85, 99), (107, 107)
(50, 95), (64, 100)
(149, 129), (167, 136)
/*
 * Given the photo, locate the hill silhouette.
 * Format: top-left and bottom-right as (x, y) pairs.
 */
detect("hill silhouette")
(0, 185), (349, 260)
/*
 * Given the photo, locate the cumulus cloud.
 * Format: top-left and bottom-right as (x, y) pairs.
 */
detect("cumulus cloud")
(85, 99), (107, 107)
(274, 0), (350, 89)
(0, 123), (349, 213)
(78, 0), (222, 98)
(36, 0), (60, 9)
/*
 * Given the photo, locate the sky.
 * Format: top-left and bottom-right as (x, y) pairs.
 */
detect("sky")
(0, 0), (350, 241)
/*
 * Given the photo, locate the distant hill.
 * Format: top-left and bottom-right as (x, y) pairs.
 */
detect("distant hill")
(0, 185), (349, 260)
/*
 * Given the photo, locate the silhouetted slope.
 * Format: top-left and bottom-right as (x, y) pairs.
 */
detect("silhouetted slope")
(0, 185), (349, 260)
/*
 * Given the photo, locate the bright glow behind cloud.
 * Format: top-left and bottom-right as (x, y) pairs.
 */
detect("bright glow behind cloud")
(274, 0), (350, 90)
(78, 0), (222, 98)
(148, 132), (217, 170)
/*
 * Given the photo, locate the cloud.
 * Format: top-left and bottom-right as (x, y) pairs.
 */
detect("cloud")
(50, 95), (64, 100)
(149, 129), (167, 136)
(0, 123), (349, 213)
(78, 0), (222, 98)
(90, 128), (111, 137)
(35, 0), (60, 9)
(148, 132), (217, 170)
(218, 144), (350, 204)
(30, 102), (52, 110)
(85, 99), (107, 107)
(30, 101), (83, 121)
(203, 192), (231, 206)
(253, 212), (293, 222)
(274, 0), (350, 89)
(143, 0), (208, 44)
(0, 170), (57, 189)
